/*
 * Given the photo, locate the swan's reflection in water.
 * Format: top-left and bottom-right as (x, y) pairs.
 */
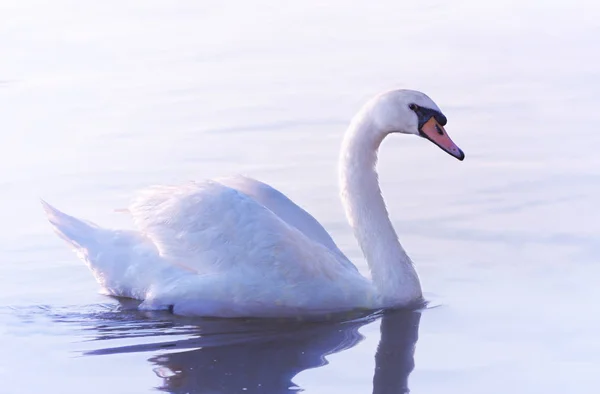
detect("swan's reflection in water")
(84, 302), (421, 394)
(373, 310), (420, 394)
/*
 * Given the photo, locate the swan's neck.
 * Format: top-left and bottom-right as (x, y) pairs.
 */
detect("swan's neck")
(339, 111), (422, 306)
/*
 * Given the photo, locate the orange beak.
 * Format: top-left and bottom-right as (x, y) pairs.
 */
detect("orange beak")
(419, 117), (465, 161)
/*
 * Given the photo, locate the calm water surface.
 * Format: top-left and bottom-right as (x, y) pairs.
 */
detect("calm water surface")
(1, 0), (600, 393)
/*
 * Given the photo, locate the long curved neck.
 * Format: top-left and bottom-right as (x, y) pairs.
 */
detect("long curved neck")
(339, 110), (422, 306)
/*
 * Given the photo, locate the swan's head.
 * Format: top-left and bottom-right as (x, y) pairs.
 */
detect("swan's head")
(367, 89), (465, 160)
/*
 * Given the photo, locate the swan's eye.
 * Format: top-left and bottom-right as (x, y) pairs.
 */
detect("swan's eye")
(409, 104), (418, 111)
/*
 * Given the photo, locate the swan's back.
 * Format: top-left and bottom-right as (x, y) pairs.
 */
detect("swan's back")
(216, 175), (355, 268)
(130, 180), (344, 277)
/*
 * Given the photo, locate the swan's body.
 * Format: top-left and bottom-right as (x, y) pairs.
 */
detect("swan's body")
(43, 89), (464, 317)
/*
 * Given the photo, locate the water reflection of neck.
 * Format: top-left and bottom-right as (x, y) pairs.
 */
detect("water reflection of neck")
(372, 310), (422, 394)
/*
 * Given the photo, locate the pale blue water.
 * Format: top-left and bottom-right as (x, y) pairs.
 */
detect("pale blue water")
(1, 0), (600, 393)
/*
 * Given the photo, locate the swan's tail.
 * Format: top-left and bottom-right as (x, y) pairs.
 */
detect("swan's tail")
(41, 200), (164, 300)
(41, 200), (101, 251)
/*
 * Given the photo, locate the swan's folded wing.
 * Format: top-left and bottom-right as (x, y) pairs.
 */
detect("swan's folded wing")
(128, 180), (349, 277)
(215, 175), (352, 265)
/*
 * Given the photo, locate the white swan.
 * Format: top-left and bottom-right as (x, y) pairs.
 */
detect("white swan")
(43, 89), (464, 318)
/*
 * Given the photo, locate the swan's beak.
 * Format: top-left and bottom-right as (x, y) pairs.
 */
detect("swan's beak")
(419, 117), (465, 161)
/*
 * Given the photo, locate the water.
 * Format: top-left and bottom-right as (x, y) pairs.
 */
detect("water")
(1, 0), (599, 392)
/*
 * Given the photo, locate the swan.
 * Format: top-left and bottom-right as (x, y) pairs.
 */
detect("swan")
(42, 89), (465, 318)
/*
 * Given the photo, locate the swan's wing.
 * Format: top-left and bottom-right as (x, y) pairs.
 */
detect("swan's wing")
(128, 180), (354, 276)
(215, 175), (350, 261)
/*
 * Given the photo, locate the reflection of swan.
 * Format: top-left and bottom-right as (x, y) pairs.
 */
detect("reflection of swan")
(373, 310), (421, 394)
(42, 89), (464, 317)
(84, 308), (421, 394)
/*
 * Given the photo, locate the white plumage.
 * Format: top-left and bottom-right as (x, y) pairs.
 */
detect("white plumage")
(43, 89), (465, 317)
